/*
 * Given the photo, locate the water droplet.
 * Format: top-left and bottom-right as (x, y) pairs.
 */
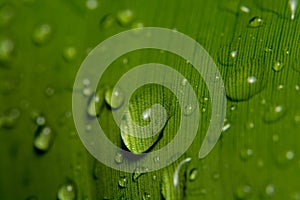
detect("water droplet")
(114, 152), (124, 164)
(82, 87), (92, 97)
(248, 16), (263, 28)
(63, 46), (77, 62)
(133, 167), (149, 181)
(0, 108), (20, 129)
(35, 115), (46, 126)
(188, 168), (198, 181)
(87, 90), (104, 117)
(277, 150), (295, 165)
(183, 104), (196, 116)
(225, 59), (267, 101)
(143, 192), (151, 200)
(118, 177), (128, 188)
(104, 87), (124, 109)
(0, 38), (14, 62)
(245, 121), (255, 130)
(32, 24), (52, 45)
(265, 184), (275, 196)
(272, 134), (279, 142)
(294, 114), (300, 124)
(292, 59), (300, 72)
(181, 78), (188, 86)
(45, 87), (55, 97)
(86, 0), (98, 10)
(286, 150), (295, 160)
(273, 61), (284, 72)
(213, 173), (220, 180)
(34, 126), (53, 152)
(131, 21), (144, 29)
(117, 9), (134, 26)
(240, 148), (253, 160)
(240, 5), (250, 13)
(289, 0), (298, 20)
(0, 4), (14, 27)
(153, 156), (160, 163)
(264, 104), (286, 123)
(100, 14), (115, 29)
(57, 181), (77, 200)
(152, 175), (157, 181)
(222, 122), (231, 132)
(235, 185), (252, 199)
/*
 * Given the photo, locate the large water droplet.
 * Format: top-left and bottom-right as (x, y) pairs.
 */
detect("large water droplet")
(33, 126), (54, 153)
(248, 16), (263, 28)
(32, 24), (52, 45)
(225, 59), (267, 101)
(57, 181), (77, 200)
(104, 87), (124, 109)
(117, 9), (134, 26)
(0, 38), (14, 63)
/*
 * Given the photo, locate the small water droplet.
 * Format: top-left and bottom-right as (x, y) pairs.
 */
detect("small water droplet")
(181, 78), (188, 86)
(0, 4), (14, 27)
(240, 148), (253, 160)
(143, 192), (151, 200)
(294, 114), (300, 124)
(114, 152), (124, 164)
(222, 122), (231, 132)
(235, 185), (252, 199)
(273, 61), (284, 72)
(240, 5), (250, 13)
(264, 104), (286, 123)
(82, 87), (92, 97)
(100, 14), (115, 29)
(0, 38), (14, 63)
(85, 124), (92, 132)
(153, 156), (160, 163)
(0, 108), (20, 129)
(34, 126), (53, 153)
(277, 150), (295, 165)
(133, 167), (149, 181)
(63, 46), (77, 62)
(32, 24), (52, 45)
(248, 16), (263, 28)
(183, 104), (196, 116)
(245, 121), (255, 130)
(117, 9), (134, 26)
(118, 177), (128, 188)
(35, 115), (46, 126)
(152, 175), (157, 181)
(265, 184), (275, 196)
(272, 134), (279, 142)
(45, 87), (55, 97)
(212, 173), (220, 180)
(188, 168), (198, 181)
(57, 181), (77, 200)
(104, 87), (124, 109)
(131, 21), (144, 29)
(86, 0), (98, 10)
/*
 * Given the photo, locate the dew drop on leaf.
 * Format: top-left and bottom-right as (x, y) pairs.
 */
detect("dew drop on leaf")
(57, 181), (77, 200)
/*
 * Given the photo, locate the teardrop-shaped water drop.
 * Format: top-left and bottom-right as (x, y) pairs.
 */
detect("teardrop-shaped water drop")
(33, 126), (54, 153)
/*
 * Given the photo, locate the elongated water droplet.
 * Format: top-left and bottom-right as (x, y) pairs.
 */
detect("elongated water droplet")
(34, 126), (54, 153)
(87, 90), (104, 117)
(105, 87), (124, 109)
(117, 9), (134, 26)
(226, 59), (267, 101)
(118, 177), (128, 188)
(289, 0), (298, 20)
(188, 168), (198, 181)
(57, 181), (77, 200)
(32, 24), (52, 45)
(248, 16), (263, 28)
(0, 38), (14, 63)
(240, 5), (250, 13)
